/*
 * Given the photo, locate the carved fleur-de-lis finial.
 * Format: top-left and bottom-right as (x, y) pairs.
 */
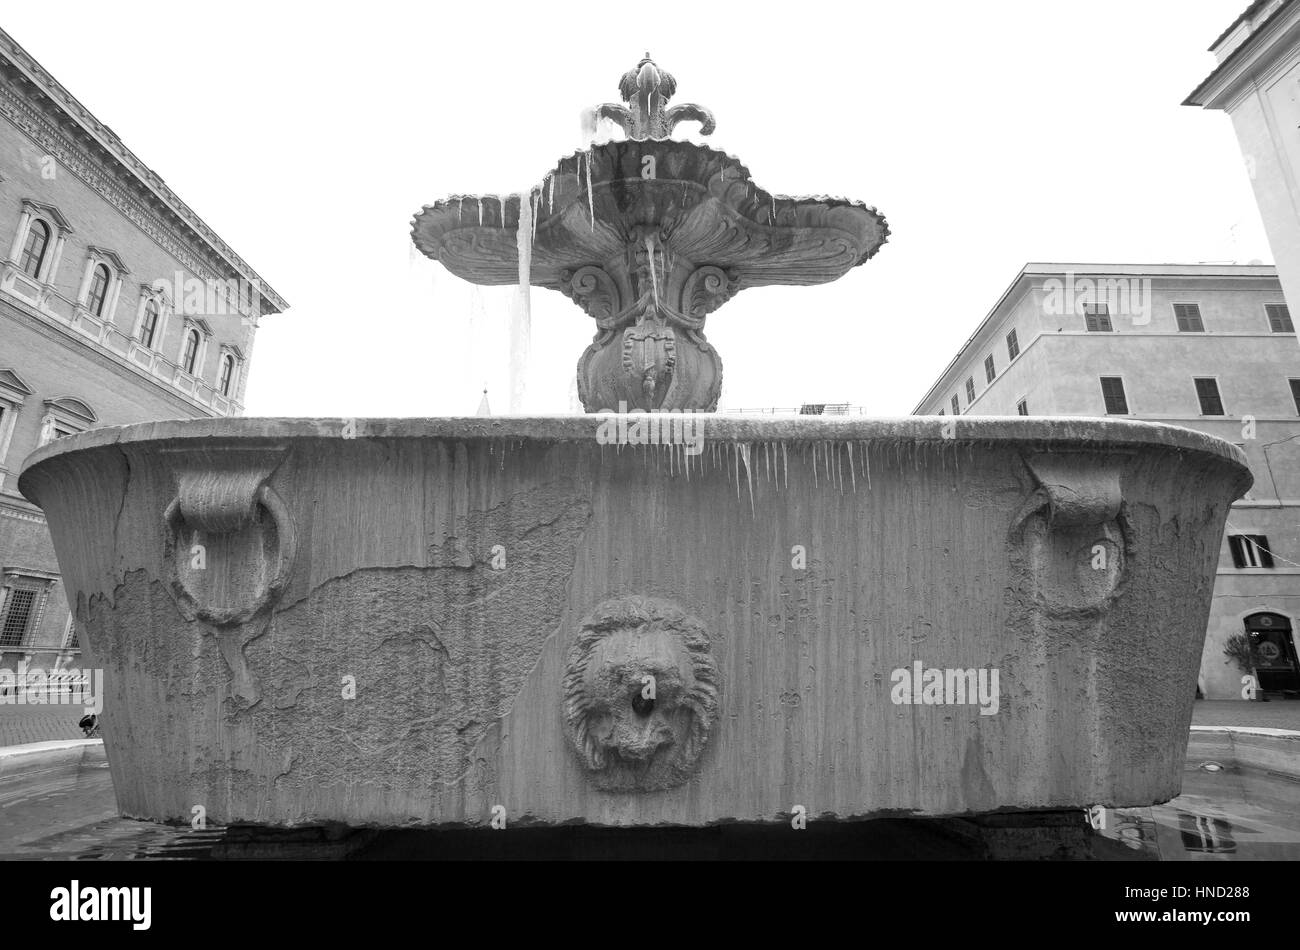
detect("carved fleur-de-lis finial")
(589, 53), (716, 141)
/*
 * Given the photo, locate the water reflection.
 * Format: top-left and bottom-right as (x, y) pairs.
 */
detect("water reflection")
(7, 742), (1300, 860)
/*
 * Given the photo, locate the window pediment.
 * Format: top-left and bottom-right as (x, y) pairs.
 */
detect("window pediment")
(43, 397), (97, 426)
(0, 368), (35, 401)
(20, 198), (73, 233)
(87, 246), (130, 275)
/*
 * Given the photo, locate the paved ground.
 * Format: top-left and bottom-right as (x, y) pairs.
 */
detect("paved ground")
(1191, 699), (1300, 730)
(0, 704), (86, 747)
(0, 699), (1297, 750)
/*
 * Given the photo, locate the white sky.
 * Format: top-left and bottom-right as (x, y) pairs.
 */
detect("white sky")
(3, 0), (1275, 416)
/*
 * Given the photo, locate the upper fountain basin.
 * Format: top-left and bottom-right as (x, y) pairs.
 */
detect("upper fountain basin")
(410, 139), (889, 293)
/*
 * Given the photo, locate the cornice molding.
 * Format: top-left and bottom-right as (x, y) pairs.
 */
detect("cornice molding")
(0, 32), (288, 314)
(1184, 2), (1300, 108)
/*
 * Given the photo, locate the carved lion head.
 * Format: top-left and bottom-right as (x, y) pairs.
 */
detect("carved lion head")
(563, 595), (719, 792)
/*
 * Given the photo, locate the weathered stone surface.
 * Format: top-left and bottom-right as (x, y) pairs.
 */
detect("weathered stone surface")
(19, 416), (1250, 827)
(409, 56), (889, 412)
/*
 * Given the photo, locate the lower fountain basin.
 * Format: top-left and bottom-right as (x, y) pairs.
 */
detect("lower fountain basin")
(18, 416), (1249, 828)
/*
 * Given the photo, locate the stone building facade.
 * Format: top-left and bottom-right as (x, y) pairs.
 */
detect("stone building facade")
(0, 27), (287, 674)
(913, 263), (1300, 701)
(1185, 0), (1300, 315)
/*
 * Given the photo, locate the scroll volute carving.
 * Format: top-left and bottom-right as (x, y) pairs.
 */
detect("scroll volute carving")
(681, 264), (740, 318)
(560, 265), (624, 324)
(1010, 452), (1132, 619)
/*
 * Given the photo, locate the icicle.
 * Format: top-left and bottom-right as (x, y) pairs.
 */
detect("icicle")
(478, 197), (484, 227)
(739, 443), (755, 517)
(548, 173), (555, 214)
(848, 442), (856, 492)
(782, 442), (788, 489)
(646, 233), (659, 308)
(457, 196), (463, 223)
(812, 442), (818, 487)
(509, 192), (533, 413)
(585, 151), (595, 231)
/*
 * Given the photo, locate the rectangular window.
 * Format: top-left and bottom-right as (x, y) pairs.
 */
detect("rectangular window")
(1006, 329), (1020, 361)
(1267, 303), (1294, 333)
(1100, 376), (1128, 414)
(0, 588), (37, 648)
(1289, 379), (1300, 415)
(1174, 303), (1205, 332)
(965, 377), (975, 403)
(984, 354), (996, 383)
(1229, 535), (1274, 569)
(951, 395), (960, 415)
(1085, 304), (1112, 332)
(1194, 377), (1224, 415)
(1016, 398), (1028, 416)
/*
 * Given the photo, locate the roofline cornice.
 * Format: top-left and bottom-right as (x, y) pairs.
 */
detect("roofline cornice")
(1184, 0), (1300, 108)
(0, 27), (289, 314)
(909, 263), (1285, 414)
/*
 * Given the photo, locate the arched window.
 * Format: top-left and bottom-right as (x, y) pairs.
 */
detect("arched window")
(182, 328), (200, 375)
(139, 301), (160, 348)
(218, 354), (235, 396)
(19, 220), (50, 279)
(87, 263), (111, 317)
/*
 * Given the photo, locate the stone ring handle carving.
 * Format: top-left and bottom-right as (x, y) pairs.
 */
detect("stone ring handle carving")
(163, 474), (296, 627)
(1011, 453), (1131, 618)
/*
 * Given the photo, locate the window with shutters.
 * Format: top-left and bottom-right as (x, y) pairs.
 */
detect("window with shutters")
(1289, 379), (1300, 415)
(1016, 398), (1028, 416)
(1085, 304), (1112, 332)
(1006, 329), (1020, 361)
(951, 395), (960, 415)
(1100, 376), (1128, 414)
(1194, 377), (1224, 415)
(965, 377), (975, 403)
(1267, 303), (1294, 333)
(984, 354), (996, 383)
(1229, 535), (1274, 569)
(1174, 303), (1205, 332)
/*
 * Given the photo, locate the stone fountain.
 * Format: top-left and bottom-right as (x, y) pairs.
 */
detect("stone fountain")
(19, 56), (1250, 839)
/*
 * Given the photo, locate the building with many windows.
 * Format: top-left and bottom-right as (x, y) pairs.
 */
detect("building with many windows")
(913, 263), (1300, 700)
(0, 27), (288, 674)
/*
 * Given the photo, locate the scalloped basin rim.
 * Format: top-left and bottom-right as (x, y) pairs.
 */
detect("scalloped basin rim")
(19, 415), (1251, 485)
